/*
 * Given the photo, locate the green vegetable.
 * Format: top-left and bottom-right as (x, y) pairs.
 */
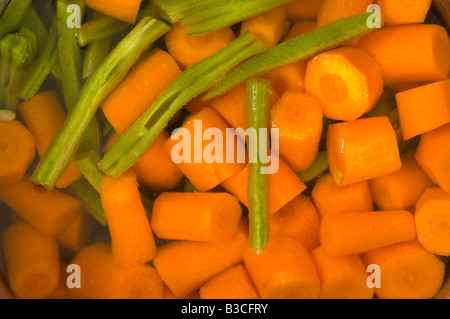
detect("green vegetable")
(70, 179), (107, 226)
(82, 38), (111, 79)
(31, 16), (171, 190)
(75, 150), (103, 193)
(205, 11), (378, 100)
(76, 15), (130, 47)
(0, 0), (31, 40)
(297, 151), (329, 183)
(151, 0), (229, 23)
(98, 31), (268, 178)
(246, 78), (271, 252)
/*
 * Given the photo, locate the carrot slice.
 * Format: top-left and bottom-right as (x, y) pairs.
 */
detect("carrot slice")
(85, 0), (141, 24)
(56, 209), (94, 252)
(286, 0), (323, 21)
(244, 235), (320, 299)
(2, 221), (60, 299)
(304, 46), (384, 121)
(376, 0), (432, 26)
(284, 21), (317, 42)
(164, 285), (200, 299)
(0, 119), (35, 185)
(362, 241), (445, 299)
(320, 210), (417, 256)
(261, 60), (308, 96)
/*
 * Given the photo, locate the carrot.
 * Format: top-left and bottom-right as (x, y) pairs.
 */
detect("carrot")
(151, 192), (242, 243)
(271, 91), (323, 172)
(85, 0), (141, 24)
(18, 90), (82, 188)
(357, 24), (450, 86)
(395, 79), (450, 140)
(389, 81), (430, 93)
(100, 169), (156, 268)
(153, 218), (249, 297)
(284, 21), (317, 42)
(240, 4), (287, 47)
(2, 221), (60, 299)
(414, 123), (450, 194)
(164, 107), (247, 192)
(375, 0), (432, 26)
(369, 151), (434, 211)
(414, 187), (450, 256)
(184, 91), (209, 114)
(165, 22), (236, 70)
(0, 119), (35, 185)
(164, 285), (200, 300)
(222, 159), (307, 216)
(199, 264), (261, 299)
(46, 263), (70, 300)
(261, 60), (308, 96)
(244, 235), (320, 299)
(56, 209), (95, 252)
(304, 46), (384, 121)
(320, 210), (417, 256)
(286, 0), (323, 21)
(69, 242), (164, 299)
(311, 173), (374, 219)
(0, 178), (81, 236)
(101, 48), (182, 135)
(311, 246), (374, 299)
(361, 241), (446, 299)
(326, 116), (402, 186)
(270, 195), (320, 251)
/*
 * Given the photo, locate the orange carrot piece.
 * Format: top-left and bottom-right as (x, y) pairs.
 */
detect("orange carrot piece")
(414, 187), (450, 256)
(222, 159), (307, 216)
(0, 178), (81, 236)
(304, 46), (384, 121)
(151, 192), (242, 243)
(164, 285), (200, 299)
(240, 4), (287, 47)
(395, 79), (450, 140)
(389, 81), (430, 93)
(100, 169), (156, 268)
(270, 195), (320, 251)
(199, 264), (261, 299)
(244, 235), (320, 299)
(311, 246), (374, 299)
(164, 107), (247, 192)
(165, 22), (235, 70)
(2, 221), (60, 299)
(184, 91), (209, 114)
(46, 263), (70, 300)
(320, 210), (417, 256)
(286, 0), (323, 21)
(284, 20), (317, 42)
(85, 0), (141, 24)
(69, 242), (164, 299)
(415, 123), (450, 194)
(262, 60), (308, 96)
(56, 209), (95, 252)
(375, 0), (432, 26)
(326, 116), (401, 186)
(19, 90), (82, 189)
(271, 91), (323, 172)
(369, 151), (434, 211)
(0, 120), (35, 185)
(153, 218), (249, 297)
(358, 24), (450, 86)
(362, 241), (446, 299)
(311, 173), (374, 219)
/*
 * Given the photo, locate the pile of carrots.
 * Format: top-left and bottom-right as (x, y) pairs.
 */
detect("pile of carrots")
(0, 0), (450, 300)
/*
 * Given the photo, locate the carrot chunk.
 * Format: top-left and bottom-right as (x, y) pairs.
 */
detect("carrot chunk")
(375, 0), (432, 26)
(284, 21), (317, 42)
(56, 209), (94, 252)
(286, 0), (323, 21)
(85, 0), (141, 24)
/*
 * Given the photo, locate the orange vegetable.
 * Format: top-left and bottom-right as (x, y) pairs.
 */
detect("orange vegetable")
(69, 242), (164, 299)
(415, 123), (450, 194)
(163, 285), (200, 299)
(0, 119), (36, 185)
(262, 61), (308, 96)
(369, 151), (434, 211)
(56, 210), (95, 252)
(151, 192), (242, 243)
(270, 195), (320, 251)
(240, 4), (287, 47)
(284, 21), (317, 42)
(415, 187), (450, 256)
(46, 263), (70, 300)
(222, 159), (307, 216)
(199, 264), (261, 299)
(320, 210), (417, 256)
(271, 91), (323, 172)
(311, 246), (374, 299)
(286, 0), (323, 21)
(2, 221), (60, 299)
(358, 24), (450, 86)
(375, 0), (432, 26)
(395, 79), (450, 140)
(362, 241), (446, 299)
(101, 48), (182, 135)
(244, 235), (320, 299)
(326, 116), (402, 186)
(304, 46), (384, 121)
(311, 173), (374, 219)
(184, 91), (209, 114)
(19, 90), (82, 189)
(0, 178), (81, 236)
(100, 169), (156, 268)
(164, 107), (247, 192)
(153, 218), (249, 297)
(85, 0), (141, 24)
(165, 22), (235, 70)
